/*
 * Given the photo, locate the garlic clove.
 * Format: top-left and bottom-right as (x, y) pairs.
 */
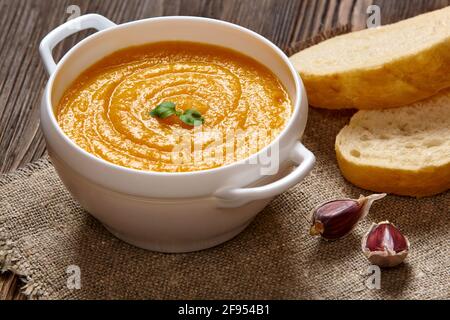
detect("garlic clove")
(362, 221), (410, 268)
(309, 199), (362, 239)
(310, 193), (386, 240)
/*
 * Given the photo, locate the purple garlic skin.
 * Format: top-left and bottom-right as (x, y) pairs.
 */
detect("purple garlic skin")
(310, 199), (362, 240)
(362, 221), (410, 268)
(310, 193), (386, 240)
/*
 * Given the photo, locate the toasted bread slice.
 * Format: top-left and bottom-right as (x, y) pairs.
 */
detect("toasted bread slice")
(290, 7), (450, 109)
(335, 89), (450, 197)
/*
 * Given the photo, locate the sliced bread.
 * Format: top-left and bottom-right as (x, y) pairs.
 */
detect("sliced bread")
(290, 6), (450, 109)
(335, 89), (450, 197)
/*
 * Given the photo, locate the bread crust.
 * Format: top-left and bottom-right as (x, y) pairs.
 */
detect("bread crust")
(335, 136), (450, 197)
(299, 39), (450, 109)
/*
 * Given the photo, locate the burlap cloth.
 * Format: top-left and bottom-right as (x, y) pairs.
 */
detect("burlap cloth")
(1, 29), (449, 300)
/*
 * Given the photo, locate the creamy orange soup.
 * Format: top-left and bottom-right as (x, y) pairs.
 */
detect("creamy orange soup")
(56, 42), (292, 172)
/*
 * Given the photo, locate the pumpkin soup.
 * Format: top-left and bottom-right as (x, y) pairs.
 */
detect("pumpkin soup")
(56, 42), (292, 172)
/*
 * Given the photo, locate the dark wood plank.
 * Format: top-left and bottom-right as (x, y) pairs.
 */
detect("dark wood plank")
(0, 0), (448, 300)
(374, 0), (450, 24)
(0, 272), (26, 300)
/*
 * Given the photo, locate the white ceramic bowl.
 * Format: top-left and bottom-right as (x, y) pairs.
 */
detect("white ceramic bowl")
(39, 14), (315, 252)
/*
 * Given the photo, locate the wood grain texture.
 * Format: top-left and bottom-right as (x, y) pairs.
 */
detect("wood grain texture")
(0, 0), (448, 300)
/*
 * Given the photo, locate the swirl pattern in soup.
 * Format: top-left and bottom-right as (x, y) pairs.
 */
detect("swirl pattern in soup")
(56, 42), (292, 172)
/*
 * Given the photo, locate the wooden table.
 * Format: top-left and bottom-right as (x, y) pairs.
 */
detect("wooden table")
(0, 0), (448, 300)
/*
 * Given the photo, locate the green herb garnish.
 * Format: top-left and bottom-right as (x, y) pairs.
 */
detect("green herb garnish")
(179, 109), (204, 126)
(150, 101), (204, 127)
(149, 101), (180, 119)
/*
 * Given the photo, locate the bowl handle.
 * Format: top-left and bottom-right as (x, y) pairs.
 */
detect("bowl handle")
(39, 14), (116, 76)
(215, 142), (315, 208)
